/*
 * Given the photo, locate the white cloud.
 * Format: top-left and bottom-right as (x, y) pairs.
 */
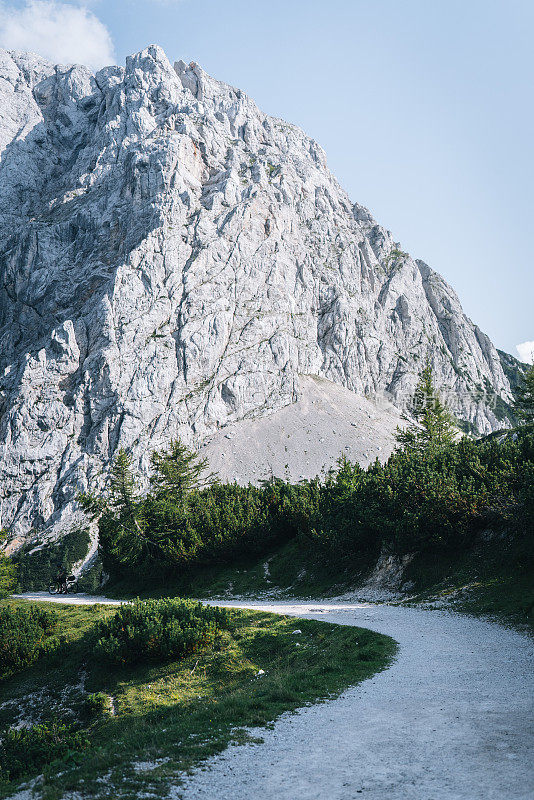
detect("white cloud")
(516, 341), (534, 365)
(0, 1), (115, 70)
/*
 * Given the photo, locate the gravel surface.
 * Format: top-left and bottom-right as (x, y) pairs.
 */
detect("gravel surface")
(12, 592), (123, 605)
(14, 595), (534, 799)
(177, 601), (534, 800)
(201, 375), (403, 484)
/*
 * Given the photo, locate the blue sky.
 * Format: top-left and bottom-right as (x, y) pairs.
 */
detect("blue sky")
(1, 0), (532, 360)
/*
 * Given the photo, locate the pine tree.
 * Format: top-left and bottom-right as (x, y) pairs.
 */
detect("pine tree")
(77, 449), (139, 522)
(396, 362), (457, 451)
(514, 363), (534, 426)
(0, 529), (16, 598)
(150, 439), (217, 502)
(102, 448), (155, 565)
(108, 448), (143, 534)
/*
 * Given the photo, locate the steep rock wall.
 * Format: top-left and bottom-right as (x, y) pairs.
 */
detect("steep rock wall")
(0, 46), (513, 540)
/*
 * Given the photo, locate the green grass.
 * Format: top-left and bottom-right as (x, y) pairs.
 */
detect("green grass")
(398, 537), (534, 630)
(0, 599), (395, 799)
(106, 540), (368, 602)
(105, 532), (534, 633)
(105, 522), (533, 636)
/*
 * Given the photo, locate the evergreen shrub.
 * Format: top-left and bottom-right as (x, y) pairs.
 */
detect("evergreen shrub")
(94, 598), (230, 666)
(0, 556), (16, 599)
(81, 692), (111, 720)
(81, 363), (534, 586)
(0, 720), (89, 780)
(13, 527), (91, 592)
(0, 605), (59, 680)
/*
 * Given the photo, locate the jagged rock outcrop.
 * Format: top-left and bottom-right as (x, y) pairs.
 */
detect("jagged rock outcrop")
(0, 45), (515, 542)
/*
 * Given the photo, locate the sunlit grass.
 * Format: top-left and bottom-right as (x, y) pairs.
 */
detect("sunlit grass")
(0, 599), (395, 799)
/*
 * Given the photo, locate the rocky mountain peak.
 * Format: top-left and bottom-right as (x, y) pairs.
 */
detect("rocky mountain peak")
(0, 45), (516, 544)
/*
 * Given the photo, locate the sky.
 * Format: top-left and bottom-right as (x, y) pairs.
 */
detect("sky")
(0, 0), (532, 362)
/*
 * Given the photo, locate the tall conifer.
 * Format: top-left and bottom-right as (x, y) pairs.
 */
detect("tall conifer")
(150, 439), (217, 502)
(396, 362), (457, 451)
(514, 363), (534, 426)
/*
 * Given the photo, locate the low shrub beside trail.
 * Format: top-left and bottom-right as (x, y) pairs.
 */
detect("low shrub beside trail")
(94, 597), (230, 666)
(0, 605), (59, 680)
(0, 720), (89, 781)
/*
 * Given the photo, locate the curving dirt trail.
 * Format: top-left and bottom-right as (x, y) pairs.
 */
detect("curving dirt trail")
(15, 594), (534, 799)
(178, 601), (534, 800)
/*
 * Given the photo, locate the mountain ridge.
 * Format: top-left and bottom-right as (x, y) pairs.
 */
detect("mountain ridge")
(0, 44), (518, 544)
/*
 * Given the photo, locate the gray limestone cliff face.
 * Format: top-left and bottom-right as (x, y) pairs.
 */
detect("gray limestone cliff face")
(0, 45), (514, 541)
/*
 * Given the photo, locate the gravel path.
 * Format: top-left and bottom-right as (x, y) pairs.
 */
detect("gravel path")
(14, 595), (534, 799)
(178, 601), (533, 800)
(12, 592), (123, 605)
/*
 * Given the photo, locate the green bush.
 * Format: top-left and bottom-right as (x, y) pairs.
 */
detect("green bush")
(77, 555), (104, 594)
(86, 428), (534, 587)
(0, 529), (16, 599)
(13, 527), (91, 592)
(97, 477), (319, 582)
(94, 598), (230, 666)
(0, 556), (16, 599)
(0, 720), (89, 781)
(81, 692), (111, 720)
(304, 431), (534, 566)
(0, 605), (59, 680)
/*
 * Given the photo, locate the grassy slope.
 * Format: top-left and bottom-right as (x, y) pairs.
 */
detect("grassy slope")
(0, 599), (395, 800)
(398, 537), (534, 630)
(107, 540), (364, 602)
(107, 533), (534, 631)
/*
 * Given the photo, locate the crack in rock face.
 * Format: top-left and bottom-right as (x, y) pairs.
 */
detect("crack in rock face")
(0, 45), (515, 542)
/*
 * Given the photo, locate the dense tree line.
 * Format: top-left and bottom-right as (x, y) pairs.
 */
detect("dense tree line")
(79, 449), (319, 580)
(80, 364), (534, 584)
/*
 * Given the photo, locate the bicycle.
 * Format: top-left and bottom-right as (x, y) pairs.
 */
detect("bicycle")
(48, 575), (79, 594)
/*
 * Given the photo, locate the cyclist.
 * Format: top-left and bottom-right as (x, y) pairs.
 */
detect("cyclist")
(56, 564), (68, 593)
